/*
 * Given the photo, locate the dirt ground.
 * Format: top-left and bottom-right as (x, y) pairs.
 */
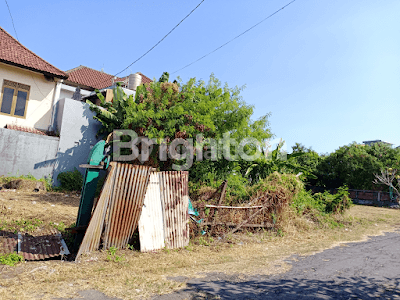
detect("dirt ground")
(1, 189), (400, 299)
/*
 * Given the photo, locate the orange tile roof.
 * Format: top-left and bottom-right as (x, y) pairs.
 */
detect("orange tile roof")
(6, 124), (48, 136)
(65, 66), (152, 90)
(0, 27), (67, 79)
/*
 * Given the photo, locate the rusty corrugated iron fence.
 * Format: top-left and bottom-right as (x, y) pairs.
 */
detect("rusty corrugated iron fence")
(159, 171), (189, 249)
(103, 164), (152, 249)
(138, 172), (165, 252)
(76, 162), (152, 260)
(76, 162), (118, 259)
(76, 165), (189, 259)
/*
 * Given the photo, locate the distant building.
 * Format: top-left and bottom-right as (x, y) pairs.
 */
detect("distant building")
(362, 140), (393, 147)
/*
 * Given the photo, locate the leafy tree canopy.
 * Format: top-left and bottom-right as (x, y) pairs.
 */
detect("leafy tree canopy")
(316, 142), (400, 190)
(88, 72), (272, 174)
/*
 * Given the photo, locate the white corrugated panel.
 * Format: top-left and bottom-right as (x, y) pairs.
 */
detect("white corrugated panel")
(138, 173), (165, 251)
(160, 171), (189, 249)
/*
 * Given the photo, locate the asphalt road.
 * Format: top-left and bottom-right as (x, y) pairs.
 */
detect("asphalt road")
(153, 230), (400, 300)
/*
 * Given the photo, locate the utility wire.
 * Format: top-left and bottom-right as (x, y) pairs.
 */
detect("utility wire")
(113, 0), (205, 77)
(4, 0), (19, 41)
(172, 0), (297, 74)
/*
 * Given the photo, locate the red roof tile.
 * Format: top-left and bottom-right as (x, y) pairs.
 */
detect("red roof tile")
(0, 27), (67, 79)
(6, 124), (48, 136)
(65, 66), (120, 90)
(65, 66), (152, 90)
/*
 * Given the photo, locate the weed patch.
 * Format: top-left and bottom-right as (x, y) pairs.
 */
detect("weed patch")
(0, 252), (23, 266)
(0, 218), (43, 233)
(56, 168), (83, 192)
(107, 246), (125, 263)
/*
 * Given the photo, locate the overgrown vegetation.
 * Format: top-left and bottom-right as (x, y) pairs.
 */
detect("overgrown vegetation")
(292, 185), (352, 215)
(191, 172), (353, 239)
(84, 72), (392, 242)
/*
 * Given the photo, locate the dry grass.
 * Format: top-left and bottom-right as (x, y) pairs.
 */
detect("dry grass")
(0, 190), (399, 300)
(0, 190), (79, 233)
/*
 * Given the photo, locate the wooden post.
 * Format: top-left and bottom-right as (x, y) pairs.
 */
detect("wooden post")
(210, 180), (228, 234)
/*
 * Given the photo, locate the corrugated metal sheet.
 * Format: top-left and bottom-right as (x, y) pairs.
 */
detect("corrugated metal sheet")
(76, 163), (152, 261)
(138, 173), (165, 252)
(1, 229), (69, 260)
(103, 164), (152, 249)
(160, 171), (189, 249)
(20, 228), (64, 260)
(76, 165), (188, 259)
(76, 162), (118, 260)
(0, 231), (18, 255)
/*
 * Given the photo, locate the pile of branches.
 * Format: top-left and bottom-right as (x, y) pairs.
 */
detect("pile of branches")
(191, 173), (302, 237)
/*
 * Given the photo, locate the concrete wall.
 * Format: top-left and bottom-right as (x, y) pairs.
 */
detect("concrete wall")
(0, 127), (59, 179)
(52, 98), (103, 185)
(0, 97), (103, 185)
(0, 62), (57, 130)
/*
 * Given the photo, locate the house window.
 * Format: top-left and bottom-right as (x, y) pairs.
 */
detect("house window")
(0, 79), (30, 118)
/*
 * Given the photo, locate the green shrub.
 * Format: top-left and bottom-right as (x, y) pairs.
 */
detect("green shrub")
(292, 185), (351, 215)
(57, 168), (83, 191)
(224, 173), (250, 204)
(324, 185), (352, 213)
(291, 189), (325, 214)
(250, 172), (303, 198)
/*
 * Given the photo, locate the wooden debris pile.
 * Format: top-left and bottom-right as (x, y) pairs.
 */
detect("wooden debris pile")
(192, 177), (298, 237)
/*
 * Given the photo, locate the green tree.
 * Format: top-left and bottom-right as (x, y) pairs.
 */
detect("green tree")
(88, 72), (272, 177)
(290, 143), (321, 184)
(316, 142), (400, 190)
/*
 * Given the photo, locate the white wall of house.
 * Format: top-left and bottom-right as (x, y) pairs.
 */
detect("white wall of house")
(0, 62), (57, 130)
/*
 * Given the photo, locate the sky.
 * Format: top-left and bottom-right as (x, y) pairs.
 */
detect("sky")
(1, 0), (399, 154)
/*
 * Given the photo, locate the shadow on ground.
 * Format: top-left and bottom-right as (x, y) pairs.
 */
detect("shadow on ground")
(154, 231), (400, 299)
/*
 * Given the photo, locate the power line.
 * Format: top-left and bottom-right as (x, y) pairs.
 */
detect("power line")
(113, 0), (205, 77)
(4, 0), (19, 41)
(172, 0), (297, 74)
